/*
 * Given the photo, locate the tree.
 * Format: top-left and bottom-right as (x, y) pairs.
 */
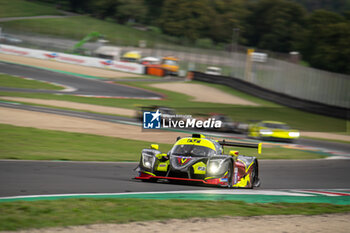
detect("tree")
(114, 0), (148, 24)
(90, 0), (119, 19)
(158, 0), (215, 41)
(207, 0), (249, 44)
(300, 10), (350, 74)
(144, 0), (165, 25)
(291, 0), (350, 13)
(244, 0), (306, 52)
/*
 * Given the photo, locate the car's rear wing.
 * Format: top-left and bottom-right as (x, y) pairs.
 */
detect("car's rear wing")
(218, 140), (262, 154)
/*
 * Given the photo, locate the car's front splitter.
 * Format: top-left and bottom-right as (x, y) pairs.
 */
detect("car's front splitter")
(135, 172), (229, 187)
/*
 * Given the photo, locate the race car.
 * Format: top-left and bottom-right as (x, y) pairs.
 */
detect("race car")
(135, 134), (261, 188)
(248, 120), (300, 142)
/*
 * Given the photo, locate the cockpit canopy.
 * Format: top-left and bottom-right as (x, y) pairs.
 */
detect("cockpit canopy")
(171, 144), (216, 157)
(170, 136), (223, 157)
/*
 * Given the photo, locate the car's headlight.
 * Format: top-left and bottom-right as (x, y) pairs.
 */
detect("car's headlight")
(142, 153), (155, 169)
(259, 129), (273, 135)
(289, 132), (300, 137)
(207, 159), (225, 175)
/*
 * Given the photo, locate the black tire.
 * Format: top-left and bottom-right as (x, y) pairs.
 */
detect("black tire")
(227, 161), (234, 188)
(251, 162), (260, 188)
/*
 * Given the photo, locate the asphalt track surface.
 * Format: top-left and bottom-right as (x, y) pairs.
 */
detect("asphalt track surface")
(1, 62), (350, 197)
(1, 159), (350, 197)
(0, 61), (162, 99)
(1, 62), (349, 153)
(1, 101), (350, 154)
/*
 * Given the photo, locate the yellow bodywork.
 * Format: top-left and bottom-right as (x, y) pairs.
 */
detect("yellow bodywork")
(248, 121), (300, 140)
(146, 134), (258, 188)
(156, 161), (169, 172)
(174, 136), (216, 151)
(232, 174), (251, 187)
(121, 51), (141, 63)
(192, 162), (206, 175)
(161, 56), (179, 74)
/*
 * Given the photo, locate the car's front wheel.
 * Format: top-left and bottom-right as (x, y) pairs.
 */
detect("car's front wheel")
(227, 161), (234, 188)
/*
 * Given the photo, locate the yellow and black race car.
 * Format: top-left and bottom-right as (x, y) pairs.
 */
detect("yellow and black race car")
(248, 121), (300, 142)
(135, 134), (261, 188)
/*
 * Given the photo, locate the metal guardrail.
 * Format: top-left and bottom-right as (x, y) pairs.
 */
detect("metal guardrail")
(2, 29), (349, 110)
(193, 71), (349, 119)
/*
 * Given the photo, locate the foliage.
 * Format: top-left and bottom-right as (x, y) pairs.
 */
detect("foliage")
(158, 0), (215, 41)
(291, 0), (350, 13)
(5, 0), (350, 74)
(195, 38), (214, 49)
(299, 10), (350, 74)
(0, 0), (61, 18)
(114, 0), (148, 24)
(244, 0), (306, 53)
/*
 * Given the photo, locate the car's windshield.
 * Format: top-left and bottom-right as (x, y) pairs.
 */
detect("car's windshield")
(171, 145), (215, 157)
(262, 123), (290, 129)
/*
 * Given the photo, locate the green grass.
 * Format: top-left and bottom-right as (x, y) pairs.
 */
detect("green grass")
(118, 81), (348, 133)
(302, 136), (350, 145)
(233, 146), (325, 160)
(0, 15), (168, 47)
(0, 124), (325, 160)
(0, 124), (172, 161)
(0, 77), (347, 133)
(0, 74), (62, 90)
(1, 198), (349, 231)
(0, 0), (61, 18)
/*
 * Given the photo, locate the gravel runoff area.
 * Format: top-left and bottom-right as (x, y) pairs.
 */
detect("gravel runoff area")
(0, 107), (187, 144)
(151, 82), (260, 106)
(0, 53), (141, 79)
(0, 51), (349, 232)
(2, 214), (349, 233)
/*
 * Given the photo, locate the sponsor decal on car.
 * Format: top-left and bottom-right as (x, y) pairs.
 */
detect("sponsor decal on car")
(177, 156), (191, 165)
(220, 178), (228, 182)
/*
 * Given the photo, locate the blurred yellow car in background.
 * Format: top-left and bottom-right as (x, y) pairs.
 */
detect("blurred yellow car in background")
(248, 121), (300, 142)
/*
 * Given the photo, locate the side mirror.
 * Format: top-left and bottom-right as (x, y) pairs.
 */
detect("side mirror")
(150, 144), (159, 150)
(229, 150), (239, 157)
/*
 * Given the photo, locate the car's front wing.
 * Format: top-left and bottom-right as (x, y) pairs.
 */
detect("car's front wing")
(135, 171), (231, 187)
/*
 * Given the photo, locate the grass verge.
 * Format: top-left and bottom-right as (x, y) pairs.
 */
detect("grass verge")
(0, 124), (325, 160)
(118, 81), (348, 133)
(0, 15), (165, 47)
(0, 124), (172, 161)
(0, 75), (347, 134)
(0, 73), (62, 90)
(0, 79), (347, 133)
(1, 198), (349, 231)
(0, 0), (61, 18)
(302, 136), (350, 145)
